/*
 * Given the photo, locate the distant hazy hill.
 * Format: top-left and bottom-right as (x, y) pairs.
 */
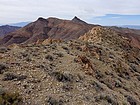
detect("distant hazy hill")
(120, 25), (140, 30)
(10, 22), (30, 27)
(0, 25), (20, 37)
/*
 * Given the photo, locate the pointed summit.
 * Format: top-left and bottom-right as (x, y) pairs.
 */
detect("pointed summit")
(72, 16), (87, 24)
(72, 16), (80, 20)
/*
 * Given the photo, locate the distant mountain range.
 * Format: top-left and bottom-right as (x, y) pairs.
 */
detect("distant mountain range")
(119, 25), (140, 30)
(9, 22), (30, 27)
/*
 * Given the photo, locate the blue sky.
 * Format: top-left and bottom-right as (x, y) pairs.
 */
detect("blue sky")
(92, 14), (140, 26)
(0, 0), (140, 26)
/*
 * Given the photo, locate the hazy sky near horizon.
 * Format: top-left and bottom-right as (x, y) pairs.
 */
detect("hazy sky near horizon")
(0, 0), (140, 25)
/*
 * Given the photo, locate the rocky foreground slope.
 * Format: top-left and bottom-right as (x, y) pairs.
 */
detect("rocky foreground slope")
(0, 26), (140, 105)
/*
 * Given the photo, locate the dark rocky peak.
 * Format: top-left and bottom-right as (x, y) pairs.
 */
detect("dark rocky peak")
(37, 17), (47, 22)
(72, 16), (87, 24)
(33, 17), (48, 26)
(72, 16), (80, 20)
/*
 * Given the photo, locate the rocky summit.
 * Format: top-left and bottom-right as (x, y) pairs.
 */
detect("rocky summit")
(0, 17), (140, 105)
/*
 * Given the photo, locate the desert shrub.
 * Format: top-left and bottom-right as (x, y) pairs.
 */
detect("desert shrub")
(21, 53), (28, 58)
(51, 72), (74, 83)
(95, 94), (118, 105)
(0, 64), (8, 74)
(118, 71), (130, 80)
(99, 80), (113, 89)
(0, 88), (22, 105)
(0, 47), (10, 53)
(3, 73), (27, 81)
(53, 52), (64, 57)
(130, 64), (138, 72)
(90, 81), (103, 91)
(62, 46), (68, 51)
(25, 57), (32, 62)
(50, 44), (57, 49)
(3, 73), (17, 81)
(62, 46), (70, 54)
(47, 97), (64, 105)
(114, 80), (122, 88)
(126, 95), (138, 105)
(45, 55), (53, 61)
(27, 78), (41, 83)
(35, 64), (45, 69)
(16, 75), (27, 81)
(95, 71), (104, 79)
(62, 83), (73, 92)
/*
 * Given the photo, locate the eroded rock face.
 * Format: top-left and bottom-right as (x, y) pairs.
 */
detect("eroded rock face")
(79, 26), (103, 43)
(79, 26), (139, 50)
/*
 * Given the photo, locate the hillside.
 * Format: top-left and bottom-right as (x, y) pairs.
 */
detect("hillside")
(108, 26), (140, 35)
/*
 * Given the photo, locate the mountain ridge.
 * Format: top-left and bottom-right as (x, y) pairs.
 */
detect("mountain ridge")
(0, 17), (95, 46)
(0, 17), (140, 49)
